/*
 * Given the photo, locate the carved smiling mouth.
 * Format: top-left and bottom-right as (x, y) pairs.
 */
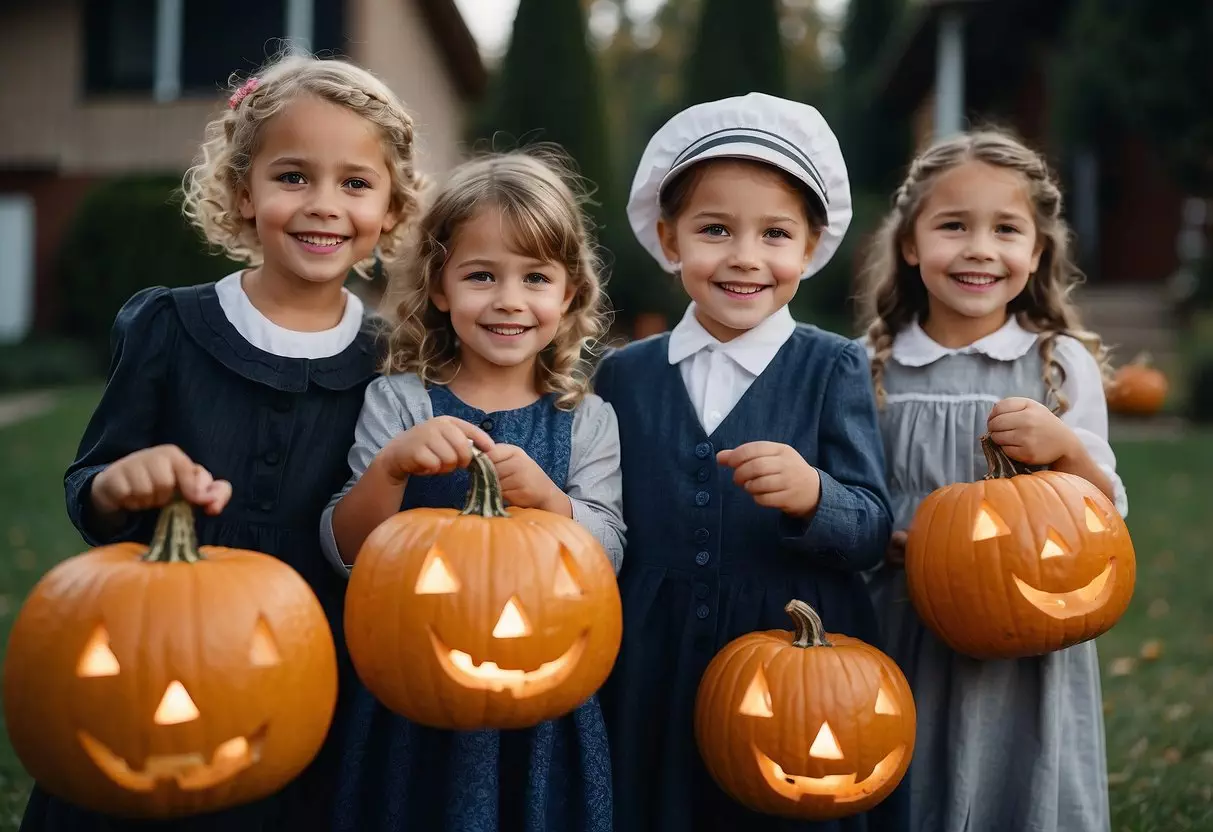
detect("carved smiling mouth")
(428, 629), (587, 697)
(754, 745), (907, 803)
(78, 726), (267, 792)
(1012, 561), (1115, 619)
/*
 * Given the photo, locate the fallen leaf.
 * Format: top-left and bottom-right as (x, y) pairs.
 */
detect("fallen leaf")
(1129, 737), (1149, 759)
(15, 550), (37, 571)
(0, 595), (10, 617)
(1110, 657), (1137, 677)
(1165, 703), (1193, 722)
(1163, 747), (1183, 765)
(1108, 771), (1130, 785)
(1103, 699), (1114, 714)
(1148, 598), (1170, 619)
(1140, 640), (1164, 661)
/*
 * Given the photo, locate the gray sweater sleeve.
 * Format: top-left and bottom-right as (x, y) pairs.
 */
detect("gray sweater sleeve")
(319, 374), (431, 575)
(568, 394), (626, 573)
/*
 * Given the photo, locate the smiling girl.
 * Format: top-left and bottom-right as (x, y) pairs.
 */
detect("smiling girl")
(861, 128), (1127, 832)
(321, 149), (623, 832)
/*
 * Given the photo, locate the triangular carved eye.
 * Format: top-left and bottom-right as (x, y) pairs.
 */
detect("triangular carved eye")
(553, 550), (583, 599)
(973, 501), (1011, 541)
(77, 626), (120, 677)
(874, 686), (900, 716)
(249, 617), (281, 667)
(739, 665), (774, 718)
(810, 722), (844, 760)
(1084, 499), (1108, 533)
(415, 546), (460, 594)
(492, 596), (532, 639)
(154, 681), (199, 725)
(1040, 528), (1069, 560)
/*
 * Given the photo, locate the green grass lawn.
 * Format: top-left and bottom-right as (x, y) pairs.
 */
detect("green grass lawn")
(0, 388), (1209, 830)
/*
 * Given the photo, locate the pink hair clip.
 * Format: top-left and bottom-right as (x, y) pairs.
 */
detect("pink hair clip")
(228, 77), (261, 110)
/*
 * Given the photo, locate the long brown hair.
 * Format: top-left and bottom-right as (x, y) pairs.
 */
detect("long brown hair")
(859, 128), (1107, 412)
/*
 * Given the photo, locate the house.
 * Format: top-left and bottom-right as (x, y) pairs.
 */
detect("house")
(0, 0), (487, 340)
(874, 0), (1192, 369)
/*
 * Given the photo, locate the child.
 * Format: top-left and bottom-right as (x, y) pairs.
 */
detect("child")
(319, 149), (624, 832)
(861, 129), (1128, 832)
(595, 93), (900, 832)
(23, 53), (423, 831)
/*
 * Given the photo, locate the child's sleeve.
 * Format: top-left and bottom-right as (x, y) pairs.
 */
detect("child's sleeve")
(1055, 337), (1129, 517)
(63, 287), (174, 547)
(780, 340), (893, 571)
(568, 394), (626, 572)
(318, 375), (427, 575)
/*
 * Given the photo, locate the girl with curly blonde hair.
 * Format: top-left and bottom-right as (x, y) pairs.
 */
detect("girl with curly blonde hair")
(31, 51), (424, 832)
(321, 148), (622, 832)
(860, 128), (1126, 832)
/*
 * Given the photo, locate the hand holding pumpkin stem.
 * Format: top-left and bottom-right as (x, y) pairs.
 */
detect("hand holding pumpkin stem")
(92, 445), (231, 518)
(484, 444), (572, 517)
(717, 442), (821, 518)
(381, 416), (495, 483)
(986, 397), (1081, 468)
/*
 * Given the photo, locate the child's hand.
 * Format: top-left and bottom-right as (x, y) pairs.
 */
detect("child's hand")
(987, 397), (1079, 467)
(717, 442), (821, 517)
(381, 416), (494, 482)
(886, 530), (907, 567)
(92, 445), (232, 517)
(485, 444), (570, 515)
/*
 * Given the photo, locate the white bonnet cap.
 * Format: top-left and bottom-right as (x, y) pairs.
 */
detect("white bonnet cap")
(627, 92), (852, 280)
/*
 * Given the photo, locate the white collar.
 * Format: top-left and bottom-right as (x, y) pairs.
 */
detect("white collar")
(667, 303), (796, 375)
(891, 316), (1038, 367)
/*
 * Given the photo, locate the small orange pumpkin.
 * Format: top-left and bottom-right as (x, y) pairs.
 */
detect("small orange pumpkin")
(695, 601), (915, 820)
(1106, 352), (1168, 415)
(906, 435), (1135, 659)
(345, 448), (622, 731)
(3, 499), (337, 819)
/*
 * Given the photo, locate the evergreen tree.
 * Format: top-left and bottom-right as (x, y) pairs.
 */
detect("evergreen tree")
(683, 0), (786, 106)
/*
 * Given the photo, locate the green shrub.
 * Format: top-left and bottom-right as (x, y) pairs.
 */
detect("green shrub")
(57, 175), (239, 347)
(0, 337), (104, 393)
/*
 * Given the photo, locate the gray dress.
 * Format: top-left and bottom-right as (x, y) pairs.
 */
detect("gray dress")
(865, 328), (1121, 832)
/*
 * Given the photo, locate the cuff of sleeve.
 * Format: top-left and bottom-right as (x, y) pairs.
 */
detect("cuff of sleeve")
(571, 498), (624, 574)
(778, 471), (850, 567)
(65, 465), (144, 547)
(319, 504), (354, 578)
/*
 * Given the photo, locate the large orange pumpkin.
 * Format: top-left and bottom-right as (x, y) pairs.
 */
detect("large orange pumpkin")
(3, 499), (337, 819)
(906, 435), (1135, 659)
(345, 448), (622, 731)
(1106, 352), (1168, 415)
(694, 601), (915, 821)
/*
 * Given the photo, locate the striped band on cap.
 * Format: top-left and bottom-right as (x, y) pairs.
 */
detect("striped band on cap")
(670, 127), (828, 204)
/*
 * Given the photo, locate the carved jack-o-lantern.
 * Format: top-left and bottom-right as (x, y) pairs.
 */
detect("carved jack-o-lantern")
(695, 601), (915, 821)
(345, 448), (622, 731)
(906, 435), (1136, 659)
(2, 500), (338, 819)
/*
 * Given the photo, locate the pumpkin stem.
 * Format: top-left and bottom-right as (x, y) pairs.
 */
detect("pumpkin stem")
(461, 447), (511, 518)
(980, 434), (1036, 480)
(142, 497), (203, 564)
(1130, 350), (1153, 367)
(786, 600), (832, 648)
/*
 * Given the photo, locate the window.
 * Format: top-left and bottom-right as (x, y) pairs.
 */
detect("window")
(83, 0), (345, 99)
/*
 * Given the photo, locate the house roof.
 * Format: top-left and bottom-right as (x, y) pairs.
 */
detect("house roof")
(417, 0), (489, 99)
(873, 0), (1069, 116)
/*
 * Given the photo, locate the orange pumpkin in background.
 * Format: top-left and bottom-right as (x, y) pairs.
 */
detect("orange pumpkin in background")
(344, 448), (622, 731)
(695, 601), (915, 820)
(1105, 352), (1168, 415)
(3, 499), (338, 819)
(906, 435), (1135, 659)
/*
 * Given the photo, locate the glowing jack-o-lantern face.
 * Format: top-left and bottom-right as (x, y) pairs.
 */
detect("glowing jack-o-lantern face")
(906, 435), (1136, 659)
(695, 601), (916, 821)
(3, 501), (338, 820)
(346, 449), (622, 731)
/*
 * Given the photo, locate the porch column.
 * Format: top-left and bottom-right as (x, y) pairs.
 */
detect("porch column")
(933, 8), (965, 139)
(286, 0), (315, 52)
(153, 0), (183, 102)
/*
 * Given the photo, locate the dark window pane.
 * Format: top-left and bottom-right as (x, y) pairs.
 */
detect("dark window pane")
(180, 0), (286, 93)
(84, 0), (156, 93)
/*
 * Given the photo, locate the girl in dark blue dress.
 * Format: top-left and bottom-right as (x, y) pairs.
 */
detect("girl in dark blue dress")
(595, 95), (905, 832)
(21, 54), (425, 832)
(321, 149), (624, 832)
